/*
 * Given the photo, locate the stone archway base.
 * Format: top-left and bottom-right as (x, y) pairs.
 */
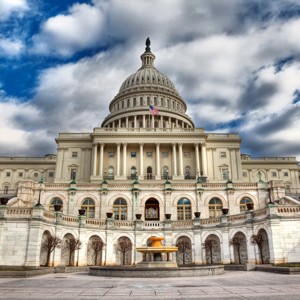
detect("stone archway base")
(89, 265), (224, 277)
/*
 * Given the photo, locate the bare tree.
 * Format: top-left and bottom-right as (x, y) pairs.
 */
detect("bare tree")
(230, 236), (243, 264)
(117, 238), (132, 265)
(41, 235), (61, 267)
(251, 234), (265, 264)
(65, 238), (82, 266)
(91, 240), (104, 266)
(176, 239), (191, 265)
(202, 238), (218, 264)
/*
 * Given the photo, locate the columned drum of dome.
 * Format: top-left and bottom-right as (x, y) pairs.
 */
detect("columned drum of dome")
(102, 38), (194, 129)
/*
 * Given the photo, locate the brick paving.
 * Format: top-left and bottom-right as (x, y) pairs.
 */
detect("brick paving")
(0, 271), (300, 299)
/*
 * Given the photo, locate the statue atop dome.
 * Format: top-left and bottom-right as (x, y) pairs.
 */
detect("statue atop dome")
(145, 37), (151, 52)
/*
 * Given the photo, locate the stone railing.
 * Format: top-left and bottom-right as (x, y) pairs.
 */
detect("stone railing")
(172, 220), (193, 228)
(201, 217), (221, 225)
(114, 220), (134, 227)
(86, 219), (106, 227)
(252, 208), (268, 218)
(227, 214), (248, 223)
(5, 207), (32, 216)
(143, 221), (163, 228)
(277, 206), (300, 215)
(43, 211), (56, 220)
(61, 215), (78, 224)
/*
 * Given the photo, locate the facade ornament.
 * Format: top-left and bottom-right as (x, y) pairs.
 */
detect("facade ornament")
(145, 37), (151, 52)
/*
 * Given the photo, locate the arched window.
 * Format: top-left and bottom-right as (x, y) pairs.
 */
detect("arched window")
(127, 99), (130, 107)
(177, 198), (191, 220)
(163, 166), (169, 180)
(145, 198), (159, 220)
(82, 198), (95, 218)
(185, 166), (191, 179)
(161, 98), (165, 107)
(133, 98), (136, 106)
(107, 166), (114, 179)
(147, 97), (150, 105)
(209, 197), (223, 218)
(240, 197), (253, 212)
(154, 97), (158, 106)
(49, 198), (63, 211)
(113, 198), (127, 220)
(147, 166), (152, 179)
(130, 166), (137, 180)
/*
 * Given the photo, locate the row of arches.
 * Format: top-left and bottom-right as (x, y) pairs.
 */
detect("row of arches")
(40, 229), (270, 266)
(50, 197), (255, 220)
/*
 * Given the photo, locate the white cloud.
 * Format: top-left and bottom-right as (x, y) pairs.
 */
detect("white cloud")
(0, 0), (28, 21)
(0, 37), (24, 57)
(32, 3), (105, 57)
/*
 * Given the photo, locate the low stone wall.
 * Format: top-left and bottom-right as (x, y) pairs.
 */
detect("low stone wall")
(256, 265), (300, 275)
(89, 265), (224, 277)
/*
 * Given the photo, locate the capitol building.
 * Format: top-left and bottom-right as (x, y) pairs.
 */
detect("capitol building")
(0, 39), (300, 268)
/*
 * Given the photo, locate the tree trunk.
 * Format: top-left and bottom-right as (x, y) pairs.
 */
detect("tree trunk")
(46, 250), (51, 267)
(237, 247), (241, 264)
(258, 246), (264, 264)
(69, 249), (73, 266)
(122, 252), (126, 265)
(210, 248), (213, 264)
(94, 252), (98, 265)
(182, 251), (186, 265)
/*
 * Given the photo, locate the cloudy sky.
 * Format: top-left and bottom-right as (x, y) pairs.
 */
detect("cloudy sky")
(1, 0), (300, 161)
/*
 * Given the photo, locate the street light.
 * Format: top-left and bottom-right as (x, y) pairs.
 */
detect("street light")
(35, 171), (44, 207)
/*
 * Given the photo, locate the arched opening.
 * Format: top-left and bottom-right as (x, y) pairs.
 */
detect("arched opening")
(113, 198), (127, 220)
(61, 233), (77, 266)
(185, 166), (191, 179)
(87, 235), (104, 266)
(40, 230), (51, 266)
(116, 236), (132, 265)
(240, 197), (253, 212)
(176, 236), (192, 265)
(49, 198), (63, 211)
(81, 198), (95, 218)
(130, 166), (137, 180)
(230, 232), (248, 264)
(209, 197), (223, 218)
(146, 166), (152, 179)
(145, 198), (159, 220)
(107, 166), (114, 180)
(252, 229), (270, 264)
(203, 234), (221, 264)
(177, 198), (192, 220)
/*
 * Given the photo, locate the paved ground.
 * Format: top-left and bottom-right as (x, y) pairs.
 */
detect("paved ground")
(0, 271), (300, 299)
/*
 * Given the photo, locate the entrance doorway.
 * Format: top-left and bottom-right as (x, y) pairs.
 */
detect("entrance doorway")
(145, 198), (159, 220)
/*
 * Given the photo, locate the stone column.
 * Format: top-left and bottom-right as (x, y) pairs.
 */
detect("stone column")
(178, 143), (184, 177)
(160, 115), (163, 128)
(92, 144), (98, 176)
(118, 119), (121, 128)
(116, 143), (121, 176)
(122, 143), (127, 179)
(194, 143), (200, 176)
(126, 117), (129, 128)
(139, 143), (144, 179)
(229, 148), (237, 180)
(134, 116), (137, 128)
(99, 143), (104, 177)
(201, 143), (207, 176)
(143, 115), (146, 128)
(155, 143), (161, 179)
(172, 143), (177, 177)
(168, 117), (171, 128)
(151, 115), (154, 128)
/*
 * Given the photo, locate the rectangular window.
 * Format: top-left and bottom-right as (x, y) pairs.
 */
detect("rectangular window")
(131, 152), (136, 158)
(220, 151), (226, 158)
(72, 152), (78, 158)
(271, 172), (277, 177)
(108, 152), (115, 158)
(242, 171), (247, 177)
(48, 172), (54, 178)
(222, 169), (229, 180)
(70, 169), (76, 180)
(283, 172), (289, 177)
(4, 186), (9, 194)
(146, 152), (152, 157)
(184, 152), (190, 158)
(162, 152), (168, 158)
(18, 172), (23, 177)
(6, 172), (11, 177)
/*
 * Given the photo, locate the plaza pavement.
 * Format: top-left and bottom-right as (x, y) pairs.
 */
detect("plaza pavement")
(0, 270), (300, 299)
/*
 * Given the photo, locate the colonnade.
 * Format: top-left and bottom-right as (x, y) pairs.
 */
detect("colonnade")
(105, 114), (192, 129)
(91, 142), (207, 180)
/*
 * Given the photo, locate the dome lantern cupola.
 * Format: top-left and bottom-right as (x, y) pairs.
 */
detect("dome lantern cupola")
(101, 38), (195, 130)
(140, 37), (155, 68)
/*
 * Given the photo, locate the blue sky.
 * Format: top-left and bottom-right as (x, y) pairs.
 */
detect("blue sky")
(1, 0), (300, 161)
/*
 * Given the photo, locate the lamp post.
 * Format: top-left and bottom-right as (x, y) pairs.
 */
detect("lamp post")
(35, 171), (44, 207)
(268, 182), (274, 205)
